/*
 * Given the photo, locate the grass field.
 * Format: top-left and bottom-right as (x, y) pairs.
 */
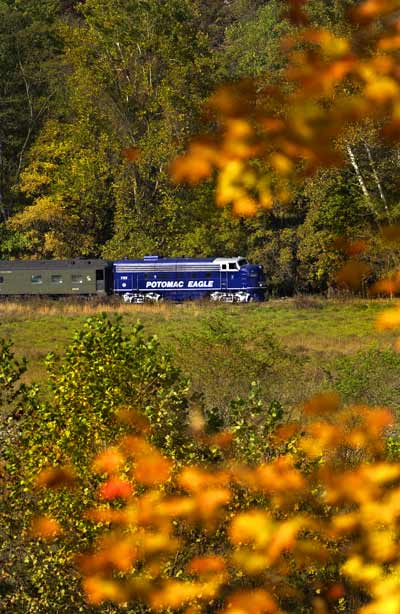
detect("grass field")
(1, 297), (399, 415)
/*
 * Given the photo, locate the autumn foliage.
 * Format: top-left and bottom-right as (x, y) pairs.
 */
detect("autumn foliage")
(35, 395), (400, 614)
(29, 1), (400, 613)
(171, 0), (400, 218)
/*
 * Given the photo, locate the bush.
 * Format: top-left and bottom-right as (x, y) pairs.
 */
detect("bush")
(1, 315), (190, 613)
(327, 347), (400, 409)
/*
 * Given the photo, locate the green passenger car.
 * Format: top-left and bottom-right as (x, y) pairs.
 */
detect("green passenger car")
(0, 260), (113, 297)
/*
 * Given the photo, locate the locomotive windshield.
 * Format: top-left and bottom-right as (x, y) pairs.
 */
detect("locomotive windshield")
(238, 258), (248, 267)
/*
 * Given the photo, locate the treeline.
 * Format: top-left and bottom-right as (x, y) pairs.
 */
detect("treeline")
(1, 0), (400, 294)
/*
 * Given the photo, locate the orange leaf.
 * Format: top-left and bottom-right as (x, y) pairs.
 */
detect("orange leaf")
(134, 451), (172, 486)
(99, 478), (133, 501)
(92, 448), (125, 475)
(224, 589), (278, 614)
(158, 496), (196, 517)
(379, 35), (400, 51)
(178, 467), (229, 492)
(83, 576), (128, 605)
(170, 154), (212, 185)
(255, 457), (305, 492)
(77, 535), (138, 574)
(267, 518), (304, 563)
(351, 0), (400, 24)
(195, 487), (231, 520)
(187, 555), (226, 575)
(30, 515), (61, 539)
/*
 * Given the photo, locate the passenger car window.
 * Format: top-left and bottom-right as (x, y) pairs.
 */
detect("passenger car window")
(31, 275), (42, 284)
(71, 274), (83, 284)
(51, 275), (63, 284)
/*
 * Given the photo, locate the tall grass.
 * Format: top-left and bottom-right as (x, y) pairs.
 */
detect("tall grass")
(0, 299), (177, 320)
(1, 297), (398, 417)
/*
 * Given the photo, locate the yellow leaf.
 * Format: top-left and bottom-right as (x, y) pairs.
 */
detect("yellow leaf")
(269, 153), (294, 175)
(342, 555), (382, 583)
(232, 549), (271, 574)
(229, 510), (273, 547)
(375, 307), (400, 330)
(364, 78), (399, 103)
(233, 196), (258, 216)
(150, 580), (219, 610)
(83, 576), (127, 605)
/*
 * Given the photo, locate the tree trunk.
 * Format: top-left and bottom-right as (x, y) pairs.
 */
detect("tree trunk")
(363, 141), (391, 222)
(346, 143), (379, 222)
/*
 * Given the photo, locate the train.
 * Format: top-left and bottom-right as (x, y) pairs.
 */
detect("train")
(0, 255), (266, 303)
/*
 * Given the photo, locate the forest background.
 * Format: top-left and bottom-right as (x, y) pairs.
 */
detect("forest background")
(1, 0), (399, 295)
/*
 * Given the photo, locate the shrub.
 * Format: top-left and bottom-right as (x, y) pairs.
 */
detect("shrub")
(1, 315), (190, 613)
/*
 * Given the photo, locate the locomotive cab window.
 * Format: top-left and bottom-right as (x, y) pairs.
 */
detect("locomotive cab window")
(229, 263), (237, 270)
(51, 275), (63, 284)
(0, 276), (3, 284)
(31, 274), (42, 284)
(71, 274), (83, 284)
(96, 270), (104, 281)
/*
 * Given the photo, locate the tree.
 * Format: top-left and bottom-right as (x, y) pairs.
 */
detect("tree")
(0, 0), (62, 257)
(10, 0), (238, 258)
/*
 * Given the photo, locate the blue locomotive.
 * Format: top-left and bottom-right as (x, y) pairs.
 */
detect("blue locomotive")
(114, 255), (266, 303)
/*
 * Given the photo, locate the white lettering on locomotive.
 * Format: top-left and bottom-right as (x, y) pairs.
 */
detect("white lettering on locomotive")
(144, 280), (214, 289)
(145, 281), (185, 289)
(187, 280), (214, 288)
